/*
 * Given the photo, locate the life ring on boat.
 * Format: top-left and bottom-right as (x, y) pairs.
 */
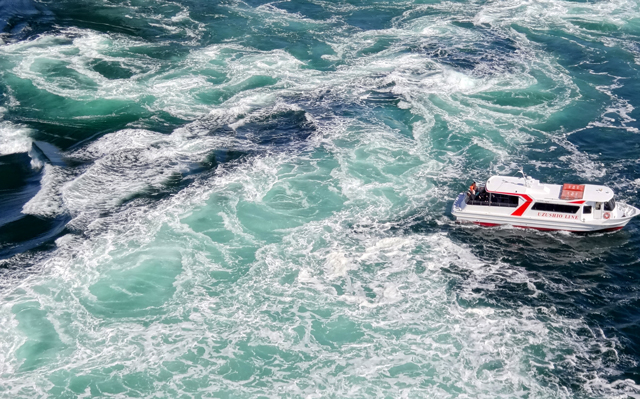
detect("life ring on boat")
(603, 212), (611, 220)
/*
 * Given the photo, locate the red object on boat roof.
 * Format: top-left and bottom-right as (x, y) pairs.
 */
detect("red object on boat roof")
(560, 184), (585, 200)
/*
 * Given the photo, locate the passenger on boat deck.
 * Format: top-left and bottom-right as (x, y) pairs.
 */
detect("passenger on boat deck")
(477, 187), (489, 202)
(469, 182), (477, 198)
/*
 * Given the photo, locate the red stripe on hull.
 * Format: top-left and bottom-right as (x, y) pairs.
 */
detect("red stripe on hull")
(602, 226), (625, 232)
(514, 225), (625, 232)
(473, 222), (500, 227)
(513, 225), (557, 231)
(469, 222), (625, 233)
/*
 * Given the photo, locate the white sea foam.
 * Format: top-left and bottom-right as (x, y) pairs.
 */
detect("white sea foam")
(2, 130), (637, 398)
(21, 164), (71, 217)
(325, 251), (354, 279)
(0, 121), (32, 156)
(43, 99), (306, 221)
(589, 96), (639, 133)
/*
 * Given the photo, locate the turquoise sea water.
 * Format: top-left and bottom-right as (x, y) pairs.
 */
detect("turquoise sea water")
(1, 0), (640, 397)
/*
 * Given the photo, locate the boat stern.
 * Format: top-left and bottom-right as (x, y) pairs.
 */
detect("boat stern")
(451, 192), (467, 218)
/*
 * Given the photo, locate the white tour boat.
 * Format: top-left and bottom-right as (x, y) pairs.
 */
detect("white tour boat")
(451, 175), (639, 232)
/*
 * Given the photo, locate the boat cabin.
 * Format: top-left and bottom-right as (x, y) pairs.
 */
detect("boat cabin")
(466, 175), (616, 220)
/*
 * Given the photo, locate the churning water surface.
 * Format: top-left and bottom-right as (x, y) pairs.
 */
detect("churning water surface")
(1, 0), (640, 397)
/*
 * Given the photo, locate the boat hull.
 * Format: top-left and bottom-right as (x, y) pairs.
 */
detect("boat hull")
(454, 214), (628, 232)
(451, 193), (635, 233)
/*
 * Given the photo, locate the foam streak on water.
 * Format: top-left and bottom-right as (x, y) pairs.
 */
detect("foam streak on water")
(1, 0), (640, 397)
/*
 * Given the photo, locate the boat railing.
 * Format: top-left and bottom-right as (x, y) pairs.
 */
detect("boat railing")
(467, 199), (489, 206)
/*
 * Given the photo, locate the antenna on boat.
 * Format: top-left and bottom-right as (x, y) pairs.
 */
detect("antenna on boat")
(518, 167), (532, 187)
(518, 167), (526, 179)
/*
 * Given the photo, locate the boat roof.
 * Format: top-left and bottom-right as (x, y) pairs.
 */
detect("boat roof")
(485, 176), (614, 202)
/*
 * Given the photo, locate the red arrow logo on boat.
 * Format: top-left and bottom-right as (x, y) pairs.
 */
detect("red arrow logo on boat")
(488, 191), (533, 217)
(510, 194), (533, 217)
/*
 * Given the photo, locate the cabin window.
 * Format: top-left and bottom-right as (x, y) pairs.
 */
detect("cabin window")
(467, 192), (519, 207)
(531, 202), (579, 214)
(489, 193), (519, 208)
(604, 198), (616, 211)
(583, 206), (592, 214)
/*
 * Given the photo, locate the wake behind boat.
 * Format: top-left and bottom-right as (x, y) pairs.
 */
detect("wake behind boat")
(452, 175), (640, 232)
